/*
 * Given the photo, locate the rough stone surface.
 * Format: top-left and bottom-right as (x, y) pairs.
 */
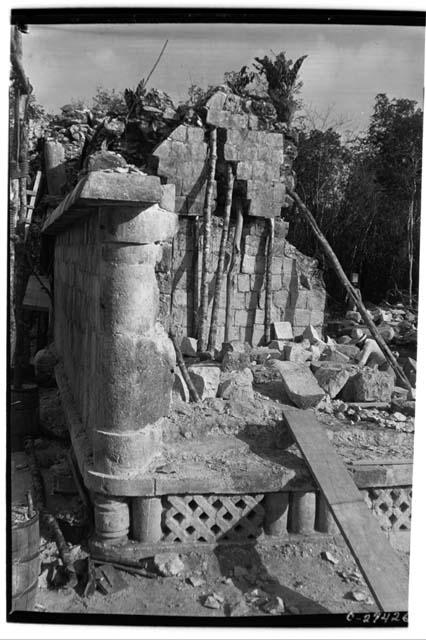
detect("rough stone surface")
(341, 368), (395, 402)
(152, 553), (185, 577)
(218, 368), (254, 402)
(314, 363), (352, 399)
(188, 364), (221, 399)
(273, 361), (325, 409)
(335, 344), (360, 360)
(320, 346), (350, 364)
(282, 343), (312, 363)
(345, 310), (362, 323)
(302, 324), (322, 344)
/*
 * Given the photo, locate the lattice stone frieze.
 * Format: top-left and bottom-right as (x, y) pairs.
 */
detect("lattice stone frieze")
(362, 487), (412, 532)
(162, 494), (265, 543)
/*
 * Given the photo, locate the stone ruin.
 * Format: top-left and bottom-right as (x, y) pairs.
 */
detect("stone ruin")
(42, 89), (332, 549)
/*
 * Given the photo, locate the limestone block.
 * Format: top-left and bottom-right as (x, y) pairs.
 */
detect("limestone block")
(160, 183), (176, 211)
(86, 150), (127, 172)
(282, 343), (311, 364)
(346, 310), (362, 323)
(341, 369), (395, 402)
(237, 274), (251, 292)
(274, 361), (325, 409)
(314, 363), (352, 399)
(302, 324), (323, 345)
(93, 420), (163, 476)
(180, 336), (198, 357)
(218, 367), (254, 402)
(100, 204), (178, 245)
(272, 321), (293, 341)
(188, 363), (221, 399)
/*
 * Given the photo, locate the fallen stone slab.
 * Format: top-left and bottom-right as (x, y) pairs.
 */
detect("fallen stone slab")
(218, 368), (254, 402)
(314, 363), (353, 399)
(180, 336), (198, 357)
(272, 321), (293, 341)
(273, 361), (325, 409)
(188, 363), (221, 399)
(341, 368), (395, 402)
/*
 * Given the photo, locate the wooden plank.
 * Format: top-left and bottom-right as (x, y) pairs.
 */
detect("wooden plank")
(24, 170), (42, 241)
(283, 406), (409, 612)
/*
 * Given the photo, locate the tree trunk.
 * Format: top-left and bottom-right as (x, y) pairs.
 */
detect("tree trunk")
(225, 199), (243, 343)
(407, 190), (415, 308)
(264, 217), (275, 344)
(198, 128), (217, 352)
(208, 163), (234, 352)
(288, 188), (413, 392)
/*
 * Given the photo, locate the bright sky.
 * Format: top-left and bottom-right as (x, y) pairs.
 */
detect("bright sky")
(22, 22), (425, 133)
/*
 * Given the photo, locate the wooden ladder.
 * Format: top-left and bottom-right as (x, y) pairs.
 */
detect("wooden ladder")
(24, 170), (42, 241)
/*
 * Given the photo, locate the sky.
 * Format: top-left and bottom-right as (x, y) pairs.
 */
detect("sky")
(21, 22), (425, 133)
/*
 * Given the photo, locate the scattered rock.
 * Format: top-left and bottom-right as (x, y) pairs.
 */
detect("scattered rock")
(341, 368), (394, 402)
(261, 595), (285, 615)
(218, 368), (254, 402)
(302, 324), (323, 344)
(188, 363), (221, 399)
(392, 411), (407, 422)
(282, 343), (312, 363)
(345, 310), (362, 323)
(321, 551), (339, 564)
(390, 398), (415, 417)
(152, 553), (185, 577)
(202, 592), (224, 609)
(347, 589), (369, 602)
(221, 350), (251, 372)
(187, 575), (204, 588)
(377, 323), (395, 342)
(180, 336), (198, 357)
(315, 363), (352, 399)
(230, 600), (250, 617)
(338, 335), (352, 345)
(287, 605), (300, 614)
(274, 361), (325, 409)
(272, 321), (293, 341)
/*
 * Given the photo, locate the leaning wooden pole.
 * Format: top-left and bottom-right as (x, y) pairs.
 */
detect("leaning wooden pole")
(169, 326), (201, 403)
(225, 199), (243, 343)
(198, 128), (217, 352)
(288, 188), (413, 392)
(264, 217), (275, 344)
(208, 163), (235, 352)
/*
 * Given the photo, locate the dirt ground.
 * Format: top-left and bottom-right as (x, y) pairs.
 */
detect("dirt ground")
(22, 384), (413, 618)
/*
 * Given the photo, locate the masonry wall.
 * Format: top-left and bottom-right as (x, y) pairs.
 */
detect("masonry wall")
(170, 215), (326, 347)
(54, 213), (101, 442)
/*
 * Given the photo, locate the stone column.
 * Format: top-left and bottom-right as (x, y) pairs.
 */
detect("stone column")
(132, 497), (163, 543)
(288, 491), (316, 534)
(92, 203), (178, 477)
(316, 493), (339, 534)
(263, 492), (289, 536)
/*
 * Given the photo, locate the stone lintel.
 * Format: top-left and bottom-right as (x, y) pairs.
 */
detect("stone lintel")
(42, 171), (166, 235)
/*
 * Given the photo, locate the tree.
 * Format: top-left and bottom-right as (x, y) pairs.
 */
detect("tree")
(366, 94), (422, 305)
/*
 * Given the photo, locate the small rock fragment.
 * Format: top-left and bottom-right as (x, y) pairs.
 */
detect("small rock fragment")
(152, 552), (185, 577)
(203, 594), (222, 609)
(180, 336), (198, 357)
(321, 551), (339, 564)
(230, 600), (250, 616)
(187, 575), (204, 588)
(272, 321), (293, 341)
(348, 589), (368, 602)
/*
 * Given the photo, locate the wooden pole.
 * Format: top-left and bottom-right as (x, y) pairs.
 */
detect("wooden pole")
(225, 200), (243, 343)
(288, 188), (413, 392)
(264, 217), (275, 344)
(208, 163), (235, 352)
(198, 128), (217, 352)
(169, 327), (201, 403)
(191, 216), (200, 337)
